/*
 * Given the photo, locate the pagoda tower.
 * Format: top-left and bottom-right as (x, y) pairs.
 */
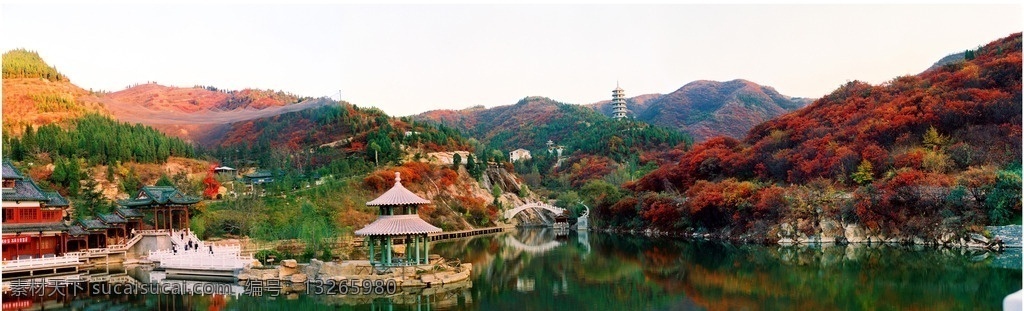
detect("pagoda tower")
(611, 83), (628, 120)
(355, 172), (441, 267)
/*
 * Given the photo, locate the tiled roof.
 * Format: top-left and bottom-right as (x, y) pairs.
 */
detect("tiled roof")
(116, 207), (144, 218)
(98, 213), (127, 224)
(79, 219), (109, 230)
(4, 222), (68, 232)
(68, 225), (89, 236)
(366, 173), (430, 206)
(246, 171), (273, 178)
(354, 214), (442, 236)
(4, 178), (48, 202)
(119, 185), (200, 206)
(2, 160), (24, 180)
(43, 191), (69, 207)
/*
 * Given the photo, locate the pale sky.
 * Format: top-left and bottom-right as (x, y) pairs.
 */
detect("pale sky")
(1, 4), (1020, 116)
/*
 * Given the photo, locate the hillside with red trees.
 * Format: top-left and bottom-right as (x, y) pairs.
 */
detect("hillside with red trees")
(604, 33), (1022, 242)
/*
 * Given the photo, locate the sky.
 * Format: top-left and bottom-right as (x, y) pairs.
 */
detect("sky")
(1, 4), (1021, 117)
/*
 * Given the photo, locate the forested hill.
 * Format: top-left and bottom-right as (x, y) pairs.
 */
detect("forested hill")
(415, 96), (690, 163)
(614, 33), (1021, 239)
(588, 79), (811, 142)
(2, 49), (110, 135)
(206, 102), (472, 172)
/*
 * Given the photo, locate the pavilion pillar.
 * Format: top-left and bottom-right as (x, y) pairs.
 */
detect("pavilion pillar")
(386, 236), (392, 265)
(368, 237), (375, 264)
(414, 235), (420, 265)
(37, 231), (42, 257)
(424, 237), (429, 264)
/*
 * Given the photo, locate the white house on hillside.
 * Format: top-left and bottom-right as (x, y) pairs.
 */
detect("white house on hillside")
(509, 149), (532, 162)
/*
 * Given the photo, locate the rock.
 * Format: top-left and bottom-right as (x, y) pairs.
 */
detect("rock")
(969, 233), (989, 244)
(291, 273), (307, 283)
(281, 259), (298, 268)
(279, 266), (298, 278)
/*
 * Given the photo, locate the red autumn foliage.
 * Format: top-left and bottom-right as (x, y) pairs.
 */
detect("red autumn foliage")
(640, 194), (682, 231)
(203, 165), (221, 199)
(633, 33), (1021, 191)
(557, 155), (618, 188)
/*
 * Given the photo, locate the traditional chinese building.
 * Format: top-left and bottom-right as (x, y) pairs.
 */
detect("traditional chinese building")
(118, 186), (200, 231)
(355, 172), (441, 266)
(2, 161), (71, 260)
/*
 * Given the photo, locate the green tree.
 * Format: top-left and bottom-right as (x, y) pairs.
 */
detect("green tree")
(452, 153), (462, 170)
(985, 165), (1022, 225)
(106, 164), (116, 183)
(156, 174), (174, 187)
(121, 168), (142, 194)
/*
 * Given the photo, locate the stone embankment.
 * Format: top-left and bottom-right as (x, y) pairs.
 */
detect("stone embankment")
(775, 221), (1018, 251)
(237, 257), (472, 292)
(605, 224), (1021, 252)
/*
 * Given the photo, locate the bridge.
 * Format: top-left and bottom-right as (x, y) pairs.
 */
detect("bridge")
(505, 236), (563, 254)
(504, 202), (566, 220)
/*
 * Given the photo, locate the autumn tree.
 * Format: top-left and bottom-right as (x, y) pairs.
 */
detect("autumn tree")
(851, 159), (875, 185)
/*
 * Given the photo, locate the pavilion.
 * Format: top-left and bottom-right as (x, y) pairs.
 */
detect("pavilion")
(355, 172), (441, 267)
(118, 186), (200, 231)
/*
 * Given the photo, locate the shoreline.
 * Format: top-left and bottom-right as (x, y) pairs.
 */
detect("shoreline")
(588, 224), (1023, 252)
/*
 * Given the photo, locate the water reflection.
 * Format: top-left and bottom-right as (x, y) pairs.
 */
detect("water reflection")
(432, 229), (1022, 310)
(2, 229), (1020, 310)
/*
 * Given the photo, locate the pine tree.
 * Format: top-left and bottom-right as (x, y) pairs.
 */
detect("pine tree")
(452, 153), (462, 170)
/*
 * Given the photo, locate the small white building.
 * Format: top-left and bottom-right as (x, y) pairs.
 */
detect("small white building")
(509, 149), (532, 162)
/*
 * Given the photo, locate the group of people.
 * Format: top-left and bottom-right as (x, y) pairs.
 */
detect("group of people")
(171, 230), (213, 255)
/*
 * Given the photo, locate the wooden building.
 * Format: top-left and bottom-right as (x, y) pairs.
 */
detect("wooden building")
(118, 186), (200, 231)
(2, 161), (71, 260)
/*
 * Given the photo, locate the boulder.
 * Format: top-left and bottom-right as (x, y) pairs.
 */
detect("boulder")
(969, 233), (989, 244)
(279, 265), (299, 278)
(281, 259), (298, 268)
(291, 273), (308, 283)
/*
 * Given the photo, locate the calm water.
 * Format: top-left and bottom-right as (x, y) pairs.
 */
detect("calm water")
(4, 229), (1021, 310)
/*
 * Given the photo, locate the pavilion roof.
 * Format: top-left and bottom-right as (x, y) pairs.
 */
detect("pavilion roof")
(79, 218), (109, 230)
(116, 207), (144, 218)
(354, 214), (442, 236)
(98, 213), (127, 224)
(120, 186), (200, 207)
(68, 225), (89, 236)
(366, 172), (430, 206)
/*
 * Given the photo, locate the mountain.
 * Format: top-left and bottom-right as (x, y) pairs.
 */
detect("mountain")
(98, 83), (333, 146)
(2, 49), (109, 134)
(206, 102), (472, 171)
(415, 96), (688, 162)
(617, 33), (1021, 239)
(588, 79), (812, 142)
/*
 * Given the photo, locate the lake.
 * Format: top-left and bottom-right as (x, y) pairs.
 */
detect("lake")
(3, 228), (1021, 310)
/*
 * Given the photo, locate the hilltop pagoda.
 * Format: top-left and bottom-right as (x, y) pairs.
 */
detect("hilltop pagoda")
(612, 83), (628, 120)
(356, 172), (441, 267)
